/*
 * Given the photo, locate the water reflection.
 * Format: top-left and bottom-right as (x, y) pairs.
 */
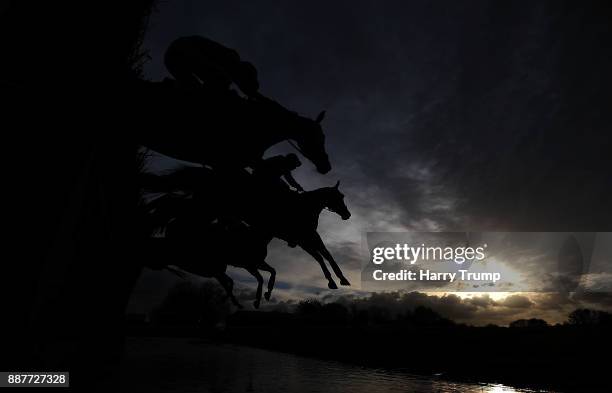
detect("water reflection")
(120, 338), (549, 393)
(485, 385), (519, 393)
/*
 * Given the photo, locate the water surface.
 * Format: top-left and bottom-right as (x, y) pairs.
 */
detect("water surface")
(120, 337), (549, 393)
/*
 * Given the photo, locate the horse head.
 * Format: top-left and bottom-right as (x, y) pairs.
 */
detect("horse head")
(290, 110), (332, 174)
(323, 180), (351, 220)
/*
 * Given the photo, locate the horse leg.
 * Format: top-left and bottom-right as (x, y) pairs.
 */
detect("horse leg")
(258, 261), (276, 301)
(300, 243), (338, 289)
(246, 268), (264, 309)
(216, 273), (243, 309)
(311, 232), (350, 286)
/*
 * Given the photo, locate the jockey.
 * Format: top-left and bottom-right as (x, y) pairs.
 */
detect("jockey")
(164, 35), (260, 98)
(252, 153), (305, 249)
(252, 153), (305, 194)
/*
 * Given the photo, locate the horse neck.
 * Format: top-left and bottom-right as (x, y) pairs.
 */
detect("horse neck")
(300, 189), (328, 217)
(255, 100), (306, 147)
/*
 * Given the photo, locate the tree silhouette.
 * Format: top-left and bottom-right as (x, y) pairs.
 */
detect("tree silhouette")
(567, 309), (612, 326)
(509, 318), (549, 328)
(296, 298), (323, 317)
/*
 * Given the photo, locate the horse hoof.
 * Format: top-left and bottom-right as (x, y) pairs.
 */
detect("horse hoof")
(264, 292), (271, 301)
(340, 278), (351, 286)
(328, 282), (338, 289)
(253, 300), (260, 309)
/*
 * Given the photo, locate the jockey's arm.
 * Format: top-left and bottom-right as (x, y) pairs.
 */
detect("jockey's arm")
(283, 172), (304, 192)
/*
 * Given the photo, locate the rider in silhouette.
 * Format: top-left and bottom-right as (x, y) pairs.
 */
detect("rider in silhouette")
(253, 153), (305, 194)
(164, 35), (260, 99)
(252, 153), (305, 247)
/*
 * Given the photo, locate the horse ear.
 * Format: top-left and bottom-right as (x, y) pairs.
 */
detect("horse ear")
(315, 110), (326, 123)
(334, 180), (340, 189)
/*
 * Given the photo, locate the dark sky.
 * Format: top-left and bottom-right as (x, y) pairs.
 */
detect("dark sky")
(130, 0), (612, 325)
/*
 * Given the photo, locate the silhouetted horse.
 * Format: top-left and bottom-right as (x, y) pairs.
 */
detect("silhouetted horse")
(143, 192), (277, 308)
(144, 223), (277, 309)
(143, 234), (243, 308)
(185, 223), (276, 309)
(250, 181), (352, 290)
(139, 81), (332, 174)
(144, 166), (352, 291)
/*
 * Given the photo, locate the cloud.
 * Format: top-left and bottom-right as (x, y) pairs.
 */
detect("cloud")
(572, 291), (612, 308)
(131, 1), (612, 324)
(500, 294), (534, 309)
